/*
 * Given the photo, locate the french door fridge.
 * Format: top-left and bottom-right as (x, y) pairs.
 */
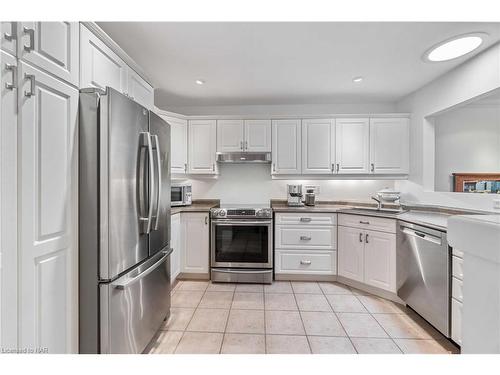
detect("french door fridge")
(79, 87), (171, 353)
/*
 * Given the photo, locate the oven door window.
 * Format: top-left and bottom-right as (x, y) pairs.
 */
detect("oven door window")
(215, 224), (269, 264)
(171, 187), (183, 203)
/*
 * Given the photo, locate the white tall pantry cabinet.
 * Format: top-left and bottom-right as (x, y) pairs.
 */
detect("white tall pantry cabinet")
(0, 22), (79, 354)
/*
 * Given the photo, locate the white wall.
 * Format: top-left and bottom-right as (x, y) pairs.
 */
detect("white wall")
(396, 42), (500, 212)
(434, 105), (500, 192)
(177, 164), (396, 205)
(164, 102), (396, 116)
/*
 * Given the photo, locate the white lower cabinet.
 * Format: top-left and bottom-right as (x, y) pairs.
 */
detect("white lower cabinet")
(18, 62), (78, 353)
(180, 212), (210, 274)
(337, 225), (365, 283)
(275, 250), (337, 275)
(274, 213), (337, 276)
(170, 213), (181, 282)
(338, 214), (396, 293)
(451, 251), (464, 345)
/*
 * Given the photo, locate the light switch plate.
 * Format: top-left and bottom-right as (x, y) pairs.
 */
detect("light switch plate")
(494, 199), (500, 210)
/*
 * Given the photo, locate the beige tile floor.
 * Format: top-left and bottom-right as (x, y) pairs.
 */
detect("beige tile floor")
(146, 280), (459, 354)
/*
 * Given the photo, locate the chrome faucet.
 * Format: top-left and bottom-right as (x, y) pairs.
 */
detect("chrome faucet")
(371, 195), (382, 210)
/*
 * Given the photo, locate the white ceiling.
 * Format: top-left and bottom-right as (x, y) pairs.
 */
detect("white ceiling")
(97, 22), (500, 108)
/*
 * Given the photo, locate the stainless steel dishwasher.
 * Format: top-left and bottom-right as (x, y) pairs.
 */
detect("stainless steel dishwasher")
(396, 221), (450, 338)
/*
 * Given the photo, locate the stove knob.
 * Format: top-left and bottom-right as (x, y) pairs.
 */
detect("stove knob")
(219, 210), (226, 217)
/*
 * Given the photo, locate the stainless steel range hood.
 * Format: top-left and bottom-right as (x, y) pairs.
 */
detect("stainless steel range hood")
(216, 152), (272, 164)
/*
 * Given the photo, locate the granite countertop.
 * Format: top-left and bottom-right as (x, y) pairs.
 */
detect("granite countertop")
(171, 199), (220, 215)
(271, 200), (457, 231)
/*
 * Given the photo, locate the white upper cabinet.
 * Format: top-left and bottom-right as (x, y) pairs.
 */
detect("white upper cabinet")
(217, 119), (271, 152)
(127, 68), (154, 109)
(18, 62), (78, 353)
(335, 118), (370, 174)
(245, 119), (271, 152)
(1, 22), (17, 56)
(161, 114), (188, 174)
(188, 119), (217, 174)
(18, 22), (79, 87)
(370, 118), (409, 174)
(272, 119), (301, 174)
(302, 119), (336, 174)
(80, 24), (128, 94)
(217, 120), (244, 152)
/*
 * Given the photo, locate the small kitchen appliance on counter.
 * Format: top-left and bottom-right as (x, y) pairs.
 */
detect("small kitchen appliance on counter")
(287, 184), (304, 206)
(304, 188), (316, 206)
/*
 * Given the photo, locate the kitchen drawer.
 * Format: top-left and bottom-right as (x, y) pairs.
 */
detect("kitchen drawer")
(275, 212), (337, 226)
(275, 250), (337, 275)
(338, 213), (396, 233)
(452, 255), (464, 280)
(452, 276), (463, 302)
(451, 297), (462, 345)
(452, 247), (464, 259)
(275, 225), (336, 250)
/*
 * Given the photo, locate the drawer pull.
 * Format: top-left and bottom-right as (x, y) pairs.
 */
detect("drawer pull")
(300, 217), (312, 222)
(300, 260), (312, 265)
(300, 236), (311, 241)
(359, 233), (363, 242)
(359, 220), (370, 224)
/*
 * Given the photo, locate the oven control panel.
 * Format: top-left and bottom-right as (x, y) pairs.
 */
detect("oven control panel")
(210, 208), (272, 219)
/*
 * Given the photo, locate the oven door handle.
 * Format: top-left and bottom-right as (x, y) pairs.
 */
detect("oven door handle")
(213, 269), (272, 274)
(212, 220), (272, 225)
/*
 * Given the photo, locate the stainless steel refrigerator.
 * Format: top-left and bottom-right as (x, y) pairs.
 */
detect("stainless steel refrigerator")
(79, 87), (171, 354)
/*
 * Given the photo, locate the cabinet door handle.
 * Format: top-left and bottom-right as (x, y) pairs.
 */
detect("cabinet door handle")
(23, 26), (35, 52)
(272, 163), (276, 173)
(184, 163), (187, 172)
(365, 233), (369, 243)
(371, 163), (375, 172)
(300, 217), (312, 222)
(245, 141), (248, 150)
(359, 220), (370, 225)
(240, 141), (243, 150)
(359, 233), (363, 242)
(212, 163), (215, 172)
(300, 260), (311, 265)
(331, 163), (335, 172)
(5, 64), (16, 90)
(24, 73), (35, 97)
(205, 216), (208, 225)
(300, 236), (311, 241)
(336, 163), (340, 172)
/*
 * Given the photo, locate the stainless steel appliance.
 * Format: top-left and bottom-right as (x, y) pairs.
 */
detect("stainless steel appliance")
(210, 204), (273, 284)
(216, 151), (271, 163)
(397, 221), (450, 337)
(171, 181), (192, 206)
(287, 184), (304, 207)
(79, 87), (172, 354)
(304, 188), (316, 206)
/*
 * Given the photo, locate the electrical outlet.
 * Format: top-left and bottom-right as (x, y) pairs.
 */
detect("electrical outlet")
(304, 185), (320, 195)
(494, 199), (500, 210)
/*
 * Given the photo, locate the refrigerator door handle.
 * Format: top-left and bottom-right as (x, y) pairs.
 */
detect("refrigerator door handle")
(152, 134), (162, 231)
(139, 132), (154, 234)
(111, 248), (173, 290)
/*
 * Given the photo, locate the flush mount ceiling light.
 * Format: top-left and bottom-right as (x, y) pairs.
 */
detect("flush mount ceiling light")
(424, 33), (487, 62)
(195, 79), (205, 85)
(352, 76), (363, 83)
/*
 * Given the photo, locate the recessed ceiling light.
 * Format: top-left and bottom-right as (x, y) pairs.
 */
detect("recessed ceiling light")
(352, 76), (363, 83)
(195, 79), (205, 85)
(424, 33), (487, 62)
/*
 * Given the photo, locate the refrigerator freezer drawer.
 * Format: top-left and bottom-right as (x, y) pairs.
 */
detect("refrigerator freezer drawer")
(100, 249), (172, 354)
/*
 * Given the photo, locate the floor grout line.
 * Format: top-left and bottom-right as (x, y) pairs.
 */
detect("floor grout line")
(219, 287), (236, 354)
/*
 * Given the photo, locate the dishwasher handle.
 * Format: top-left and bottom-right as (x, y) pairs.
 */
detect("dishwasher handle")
(401, 227), (442, 245)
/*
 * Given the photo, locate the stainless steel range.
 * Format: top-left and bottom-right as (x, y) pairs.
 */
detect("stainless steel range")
(210, 204), (273, 284)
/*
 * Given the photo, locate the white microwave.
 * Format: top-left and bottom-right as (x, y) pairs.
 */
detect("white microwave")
(171, 182), (192, 206)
